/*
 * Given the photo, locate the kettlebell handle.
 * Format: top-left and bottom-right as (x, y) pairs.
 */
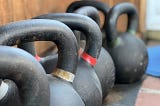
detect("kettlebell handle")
(75, 6), (100, 27)
(34, 13), (102, 59)
(105, 3), (138, 42)
(67, 0), (109, 31)
(0, 19), (78, 75)
(0, 46), (50, 106)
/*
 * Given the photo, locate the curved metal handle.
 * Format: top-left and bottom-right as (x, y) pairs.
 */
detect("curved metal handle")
(34, 13), (102, 58)
(0, 46), (50, 106)
(75, 6), (100, 26)
(0, 19), (78, 74)
(105, 3), (138, 43)
(67, 0), (109, 31)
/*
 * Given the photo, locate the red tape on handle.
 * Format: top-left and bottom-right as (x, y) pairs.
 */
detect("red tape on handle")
(35, 55), (41, 61)
(81, 52), (97, 66)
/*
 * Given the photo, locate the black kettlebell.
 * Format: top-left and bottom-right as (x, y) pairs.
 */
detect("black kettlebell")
(0, 19), (84, 106)
(0, 46), (50, 106)
(67, 0), (109, 41)
(18, 1), (110, 75)
(71, 6), (115, 98)
(105, 3), (148, 83)
(34, 13), (103, 106)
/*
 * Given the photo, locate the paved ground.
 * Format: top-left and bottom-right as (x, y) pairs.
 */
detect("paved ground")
(103, 75), (160, 106)
(103, 77), (144, 106)
(135, 76), (160, 106)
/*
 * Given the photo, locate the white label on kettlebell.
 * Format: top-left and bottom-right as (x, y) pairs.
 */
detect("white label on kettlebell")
(0, 81), (9, 100)
(52, 68), (75, 82)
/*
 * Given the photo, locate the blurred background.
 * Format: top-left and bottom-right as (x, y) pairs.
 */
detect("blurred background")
(0, 0), (159, 55)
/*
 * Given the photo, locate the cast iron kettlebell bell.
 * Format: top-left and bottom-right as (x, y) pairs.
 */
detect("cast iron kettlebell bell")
(72, 6), (115, 98)
(34, 13), (103, 106)
(0, 46), (50, 106)
(105, 3), (148, 83)
(0, 19), (85, 106)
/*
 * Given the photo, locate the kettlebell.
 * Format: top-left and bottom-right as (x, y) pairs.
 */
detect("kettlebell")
(34, 13), (103, 106)
(0, 46), (50, 106)
(67, 0), (109, 41)
(0, 19), (85, 106)
(18, 0), (110, 75)
(105, 3), (148, 83)
(73, 6), (115, 98)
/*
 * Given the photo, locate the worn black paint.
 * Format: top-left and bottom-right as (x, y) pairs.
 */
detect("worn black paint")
(69, 6), (115, 98)
(34, 13), (103, 106)
(0, 46), (50, 106)
(105, 3), (148, 83)
(0, 19), (84, 106)
(74, 6), (100, 41)
(66, 0), (109, 40)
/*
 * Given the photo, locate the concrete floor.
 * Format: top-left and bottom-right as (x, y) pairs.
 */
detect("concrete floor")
(103, 79), (143, 106)
(103, 75), (160, 106)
